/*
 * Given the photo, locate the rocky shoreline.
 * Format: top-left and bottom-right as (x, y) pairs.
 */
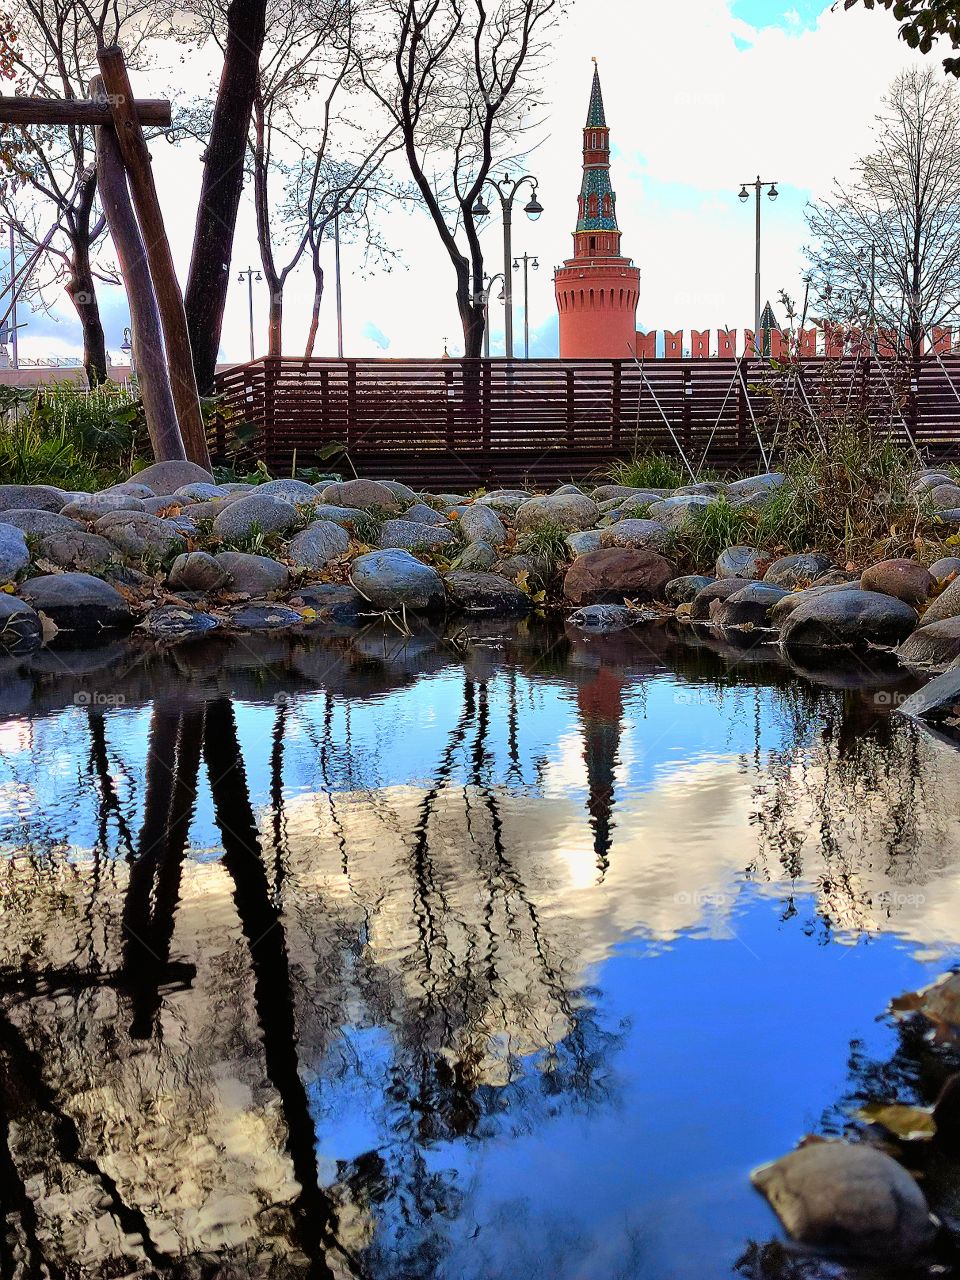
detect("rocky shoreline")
(1, 457), (960, 725)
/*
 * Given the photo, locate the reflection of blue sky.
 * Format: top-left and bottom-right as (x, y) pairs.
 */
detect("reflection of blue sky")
(732, 0), (828, 33)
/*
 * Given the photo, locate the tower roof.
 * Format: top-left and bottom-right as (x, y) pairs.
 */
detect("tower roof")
(585, 62), (606, 128)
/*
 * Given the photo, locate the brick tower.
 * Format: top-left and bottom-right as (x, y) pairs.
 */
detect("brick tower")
(555, 63), (640, 358)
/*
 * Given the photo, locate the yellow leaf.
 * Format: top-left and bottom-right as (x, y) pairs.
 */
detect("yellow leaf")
(0, 582), (14, 594)
(857, 1102), (937, 1141)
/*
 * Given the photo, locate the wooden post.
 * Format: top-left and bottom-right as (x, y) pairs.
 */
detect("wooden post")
(90, 77), (185, 464)
(611, 360), (622, 450)
(566, 368), (576, 449)
(97, 45), (210, 471)
(0, 96), (171, 126)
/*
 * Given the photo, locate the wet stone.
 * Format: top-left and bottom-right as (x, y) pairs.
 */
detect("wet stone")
(227, 603), (305, 632)
(18, 572), (133, 642)
(142, 605), (220, 643)
(666, 574), (715, 605)
(0, 594), (42, 655)
(214, 551), (289, 596)
(444, 571), (531, 616)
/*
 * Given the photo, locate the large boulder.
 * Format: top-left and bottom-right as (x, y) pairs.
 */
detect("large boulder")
(168, 551), (231, 593)
(768, 580), (861, 627)
(751, 1141), (936, 1262)
(0, 523), (30, 580)
(779, 589), (918, 651)
(716, 545), (766, 580)
(897, 617), (960, 670)
(860, 558), (935, 606)
(515, 492), (600, 532)
(36, 531), (115, 571)
(214, 551), (289, 595)
(0, 484), (67, 513)
(647, 494), (714, 531)
(253, 478), (322, 505)
(725, 472), (785, 498)
(444, 570), (531, 616)
(61, 493), (144, 519)
(458, 504), (507, 546)
(18, 572), (133, 641)
(320, 478), (402, 512)
(212, 493), (300, 540)
(563, 547), (674, 605)
(350, 549), (445, 612)
(376, 479), (419, 505)
(94, 509), (186, 559)
(921, 575), (960, 625)
(666, 574), (715, 605)
(0, 509), (83, 537)
(712, 582), (788, 629)
(133, 460), (213, 492)
(590, 484), (660, 503)
(378, 519), (458, 553)
(763, 552), (833, 588)
(0, 594), (42, 655)
(287, 520), (350, 569)
(689, 578), (747, 621)
(898, 659), (960, 726)
(599, 519), (670, 551)
(402, 502), (448, 527)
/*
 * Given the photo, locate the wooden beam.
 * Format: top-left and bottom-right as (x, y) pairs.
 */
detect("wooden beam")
(91, 76), (186, 464)
(0, 96), (171, 126)
(95, 45), (211, 471)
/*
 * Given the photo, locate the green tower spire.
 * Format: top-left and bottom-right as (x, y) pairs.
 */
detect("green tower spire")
(585, 61), (606, 128)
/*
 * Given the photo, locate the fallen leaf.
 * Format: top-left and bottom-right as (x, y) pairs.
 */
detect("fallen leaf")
(857, 1102), (937, 1141)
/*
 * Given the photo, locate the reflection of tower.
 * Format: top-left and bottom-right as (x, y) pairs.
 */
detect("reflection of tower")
(576, 666), (626, 878)
(554, 62), (641, 358)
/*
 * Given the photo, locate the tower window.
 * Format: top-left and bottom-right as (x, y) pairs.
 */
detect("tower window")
(589, 235), (596, 253)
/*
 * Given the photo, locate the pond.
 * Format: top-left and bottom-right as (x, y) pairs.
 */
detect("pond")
(1, 618), (959, 1279)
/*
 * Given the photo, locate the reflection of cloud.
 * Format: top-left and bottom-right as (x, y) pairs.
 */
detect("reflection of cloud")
(361, 321), (390, 350)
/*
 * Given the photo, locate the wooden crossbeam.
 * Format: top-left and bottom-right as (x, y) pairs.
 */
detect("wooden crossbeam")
(0, 96), (171, 126)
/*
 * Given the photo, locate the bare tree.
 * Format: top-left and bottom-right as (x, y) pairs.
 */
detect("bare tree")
(357, 0), (558, 358)
(805, 66), (960, 356)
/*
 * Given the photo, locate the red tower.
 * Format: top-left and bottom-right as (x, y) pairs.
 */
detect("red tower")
(555, 64), (640, 358)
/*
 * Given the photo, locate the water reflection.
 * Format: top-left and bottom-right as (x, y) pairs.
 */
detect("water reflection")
(0, 619), (959, 1277)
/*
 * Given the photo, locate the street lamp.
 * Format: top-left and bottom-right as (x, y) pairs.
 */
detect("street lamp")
(120, 326), (135, 380)
(237, 265), (262, 362)
(512, 253), (539, 359)
(481, 271), (505, 358)
(738, 176), (779, 349)
(472, 172), (543, 359)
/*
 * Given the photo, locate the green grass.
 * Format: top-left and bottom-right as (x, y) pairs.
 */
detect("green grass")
(516, 518), (571, 566)
(606, 452), (720, 492)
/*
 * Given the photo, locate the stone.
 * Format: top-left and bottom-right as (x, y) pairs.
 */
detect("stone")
(665, 574), (715, 605)
(93, 510), (186, 560)
(600, 494), (663, 520)
(475, 489), (532, 515)
(287, 520), (350, 569)
(922, 575), (960, 625)
(553, 483), (585, 495)
(674, 481), (725, 496)
(444, 570), (531, 616)
(0, 594), (42, 655)
(214, 551), (289, 595)
(563, 547), (674, 605)
(174, 482), (224, 501)
(599, 518), (670, 551)
(0, 484), (68, 513)
(132, 460), (214, 492)
(780, 590), (918, 651)
(253, 478), (323, 504)
(898, 659), (960, 725)
(164, 515), (197, 537)
(897, 617), (960, 670)
(763, 553), (834, 588)
(647, 494), (714, 531)
(168, 551), (231, 593)
(36, 531), (115, 570)
(711, 582), (788, 629)
(930, 482), (960, 510)
(142, 605), (220, 643)
(166, 498), (227, 521)
(350, 549), (445, 612)
(751, 1141), (936, 1262)
(227, 603), (304, 632)
(0, 509), (84, 537)
(912, 471), (955, 493)
(515, 492), (600, 532)
(377, 479), (420, 504)
(566, 530), (603, 558)
(320, 478), (402, 511)
(18, 572), (133, 641)
(725, 472), (785, 498)
(455, 540), (498, 571)
(935, 507), (960, 523)
(0, 523), (30, 580)
(303, 503), (373, 531)
(287, 582), (368, 624)
(768, 580), (861, 627)
(716, 545), (766, 579)
(61, 494), (144, 519)
(212, 493), (300, 540)
(497, 553), (550, 587)
(102, 481), (155, 499)
(567, 604), (638, 632)
(689, 578), (752, 621)
(459, 504), (507, 545)
(378, 519), (458, 552)
(402, 502), (448, 527)
(860, 558), (935, 606)
(590, 484), (656, 502)
(433, 492), (468, 506)
(930, 556), (960, 584)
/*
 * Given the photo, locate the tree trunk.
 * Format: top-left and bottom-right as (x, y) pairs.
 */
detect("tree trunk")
(184, 0), (267, 393)
(66, 244), (107, 388)
(267, 286), (282, 357)
(303, 247), (323, 358)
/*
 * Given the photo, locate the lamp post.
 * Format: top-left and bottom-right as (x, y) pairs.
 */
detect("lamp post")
(237, 265), (262, 362)
(738, 176), (779, 348)
(472, 173), (543, 359)
(512, 253), (539, 359)
(120, 325), (135, 380)
(481, 271), (504, 357)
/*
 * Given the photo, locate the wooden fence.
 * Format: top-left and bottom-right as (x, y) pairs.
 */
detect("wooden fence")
(212, 355), (960, 487)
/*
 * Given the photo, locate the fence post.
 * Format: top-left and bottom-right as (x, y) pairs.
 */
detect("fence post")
(482, 360), (491, 452)
(445, 366), (455, 451)
(736, 362), (747, 455)
(320, 368), (330, 441)
(346, 360), (357, 454)
(263, 356), (278, 472)
(611, 360), (622, 450)
(566, 368), (576, 449)
(682, 366), (692, 458)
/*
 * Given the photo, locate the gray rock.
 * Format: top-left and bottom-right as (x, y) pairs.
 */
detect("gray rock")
(376, 479), (420, 505)
(476, 489), (532, 515)
(566, 530), (603, 558)
(132, 460), (214, 492)
(227, 603), (304, 632)
(934, 507), (960, 523)
(253, 478), (323, 504)
(212, 493), (300, 540)
(0, 523), (30, 579)
(287, 520), (350, 569)
(647, 494), (714, 531)
(18, 572), (133, 641)
(214, 551), (289, 595)
(308, 503), (373, 531)
(432, 492), (469, 506)
(455, 540), (498, 571)
(922, 575), (960, 625)
(567, 604), (638, 632)
(168, 551), (231, 593)
(174, 482), (224, 501)
(459, 504), (507, 546)
(897, 617), (960, 670)
(0, 484), (68, 513)
(716, 545), (766, 579)
(321, 478), (402, 511)
(930, 556), (960, 583)
(912, 471), (955, 493)
(712, 582), (788, 629)
(61, 493), (144, 519)
(402, 502), (448, 527)
(94, 510), (186, 559)
(161, 497), (226, 521)
(689, 578), (754, 621)
(378, 518), (458, 552)
(36, 531), (115, 570)
(666, 574), (715, 605)
(599, 518), (670, 551)
(768, 580), (862, 627)
(751, 1141), (936, 1262)
(898, 659), (960, 725)
(142, 605), (220, 643)
(350, 549), (445, 612)
(287, 582), (368, 624)
(674, 481), (725, 496)
(725, 472), (785, 497)
(164, 515), (197, 537)
(590, 484), (659, 503)
(515, 492), (600, 532)
(763, 553), (833, 588)
(444, 570), (531, 616)
(0, 594), (42, 655)
(497, 553), (551, 587)
(553, 483), (585, 495)
(101, 481), (155, 499)
(780, 590), (918, 651)
(930, 482), (960, 510)
(600, 494), (663, 520)
(0, 509), (84, 537)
